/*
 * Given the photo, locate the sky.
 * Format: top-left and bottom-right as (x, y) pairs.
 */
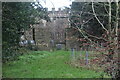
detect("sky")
(38, 0), (73, 11)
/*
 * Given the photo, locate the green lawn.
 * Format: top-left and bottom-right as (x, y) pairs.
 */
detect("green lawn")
(3, 50), (109, 78)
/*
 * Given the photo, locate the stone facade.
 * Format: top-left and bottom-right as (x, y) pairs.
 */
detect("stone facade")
(24, 8), (70, 51)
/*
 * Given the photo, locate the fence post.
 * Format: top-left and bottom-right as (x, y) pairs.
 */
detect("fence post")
(85, 51), (89, 65)
(71, 48), (75, 60)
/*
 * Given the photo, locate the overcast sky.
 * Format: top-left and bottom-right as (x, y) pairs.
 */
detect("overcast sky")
(38, 0), (73, 11)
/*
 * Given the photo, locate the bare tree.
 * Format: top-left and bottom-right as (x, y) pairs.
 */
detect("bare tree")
(70, 0), (119, 78)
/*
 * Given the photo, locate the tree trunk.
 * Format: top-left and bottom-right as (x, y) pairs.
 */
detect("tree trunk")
(107, 0), (114, 62)
(33, 28), (35, 41)
(114, 0), (119, 56)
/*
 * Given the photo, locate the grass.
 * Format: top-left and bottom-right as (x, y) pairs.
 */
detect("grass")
(3, 50), (110, 78)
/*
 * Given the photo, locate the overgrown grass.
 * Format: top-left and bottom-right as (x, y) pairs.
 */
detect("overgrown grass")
(3, 50), (110, 78)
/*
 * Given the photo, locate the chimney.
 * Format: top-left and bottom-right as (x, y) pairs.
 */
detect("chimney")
(58, 8), (61, 12)
(45, 8), (48, 11)
(52, 8), (55, 12)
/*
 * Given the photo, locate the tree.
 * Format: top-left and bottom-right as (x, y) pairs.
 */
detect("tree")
(69, 1), (120, 78)
(2, 2), (49, 62)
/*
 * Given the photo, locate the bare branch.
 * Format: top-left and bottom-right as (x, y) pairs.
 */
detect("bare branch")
(75, 26), (104, 48)
(91, 2), (109, 33)
(75, 26), (93, 42)
(81, 17), (94, 26)
(104, 3), (109, 14)
(70, 16), (107, 42)
(83, 30), (108, 41)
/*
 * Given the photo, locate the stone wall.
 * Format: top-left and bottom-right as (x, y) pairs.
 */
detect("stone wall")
(25, 28), (33, 40)
(34, 27), (51, 50)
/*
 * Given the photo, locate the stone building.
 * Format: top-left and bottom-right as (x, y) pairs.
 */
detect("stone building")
(24, 8), (70, 51)
(48, 8), (70, 50)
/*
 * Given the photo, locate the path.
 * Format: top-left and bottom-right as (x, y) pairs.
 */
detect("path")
(3, 51), (109, 78)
